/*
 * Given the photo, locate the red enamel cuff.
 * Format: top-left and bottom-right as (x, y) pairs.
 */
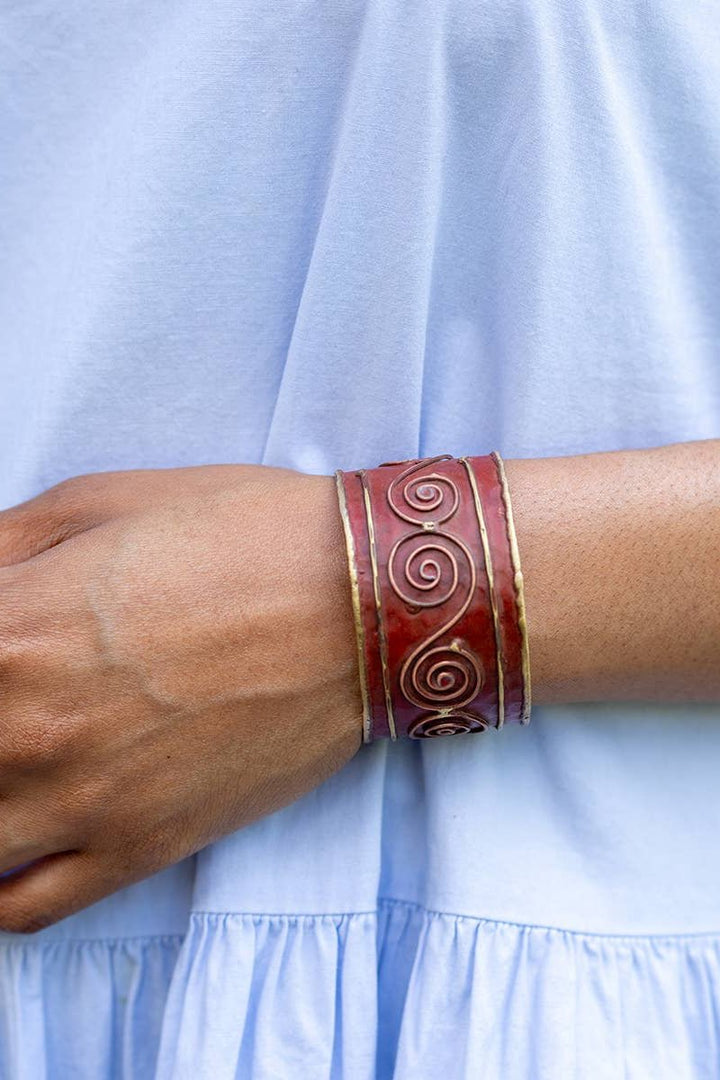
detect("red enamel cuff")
(334, 453), (531, 742)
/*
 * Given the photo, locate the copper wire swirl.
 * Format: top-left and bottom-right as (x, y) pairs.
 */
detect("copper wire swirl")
(407, 711), (490, 739)
(384, 456), (489, 733)
(389, 528), (484, 711)
(388, 534), (459, 608)
(403, 644), (482, 709)
(386, 455), (458, 526)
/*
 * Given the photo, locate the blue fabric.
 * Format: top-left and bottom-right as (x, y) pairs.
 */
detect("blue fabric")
(1, 2), (720, 1077)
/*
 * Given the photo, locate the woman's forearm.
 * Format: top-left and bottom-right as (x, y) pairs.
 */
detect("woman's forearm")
(504, 439), (720, 705)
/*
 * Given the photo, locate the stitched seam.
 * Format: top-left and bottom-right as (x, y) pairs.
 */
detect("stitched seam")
(185, 901), (720, 944)
(0, 932), (186, 948)
(4, 901), (720, 947)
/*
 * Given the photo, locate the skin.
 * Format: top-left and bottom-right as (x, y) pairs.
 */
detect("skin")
(505, 438), (720, 704)
(0, 439), (717, 932)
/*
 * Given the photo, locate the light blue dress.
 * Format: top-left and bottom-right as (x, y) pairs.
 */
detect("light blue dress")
(1, 2), (720, 1077)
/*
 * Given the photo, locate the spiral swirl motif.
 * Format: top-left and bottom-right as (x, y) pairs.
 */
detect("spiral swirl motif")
(400, 644), (483, 711)
(375, 454), (493, 738)
(407, 711), (490, 739)
(388, 533), (461, 608)
(386, 457), (458, 526)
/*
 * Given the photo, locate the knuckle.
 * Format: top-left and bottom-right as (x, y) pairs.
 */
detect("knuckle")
(48, 472), (119, 516)
(0, 476), (86, 544)
(55, 777), (110, 834)
(0, 714), (80, 772)
(19, 475), (98, 553)
(0, 628), (34, 682)
(22, 721), (78, 769)
(0, 586), (58, 669)
(37, 476), (94, 535)
(46, 474), (91, 502)
(0, 470), (120, 566)
(0, 631), (42, 707)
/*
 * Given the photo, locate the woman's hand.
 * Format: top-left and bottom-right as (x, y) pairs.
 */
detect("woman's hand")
(0, 465), (364, 932)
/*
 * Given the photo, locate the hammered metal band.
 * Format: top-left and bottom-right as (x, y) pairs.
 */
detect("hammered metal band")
(334, 453), (531, 742)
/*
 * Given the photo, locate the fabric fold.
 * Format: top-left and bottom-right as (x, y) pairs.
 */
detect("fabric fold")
(5, 904), (717, 1079)
(0, 935), (184, 1080)
(0, 902), (703, 1080)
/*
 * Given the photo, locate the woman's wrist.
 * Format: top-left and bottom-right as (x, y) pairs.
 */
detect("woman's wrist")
(332, 437), (720, 727)
(503, 439), (720, 704)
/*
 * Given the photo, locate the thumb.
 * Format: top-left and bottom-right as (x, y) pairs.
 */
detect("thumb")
(0, 463), (304, 567)
(0, 475), (107, 567)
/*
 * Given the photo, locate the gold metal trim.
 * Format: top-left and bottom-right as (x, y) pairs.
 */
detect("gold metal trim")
(491, 451), (532, 724)
(459, 457), (505, 729)
(334, 471), (373, 744)
(360, 473), (398, 740)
